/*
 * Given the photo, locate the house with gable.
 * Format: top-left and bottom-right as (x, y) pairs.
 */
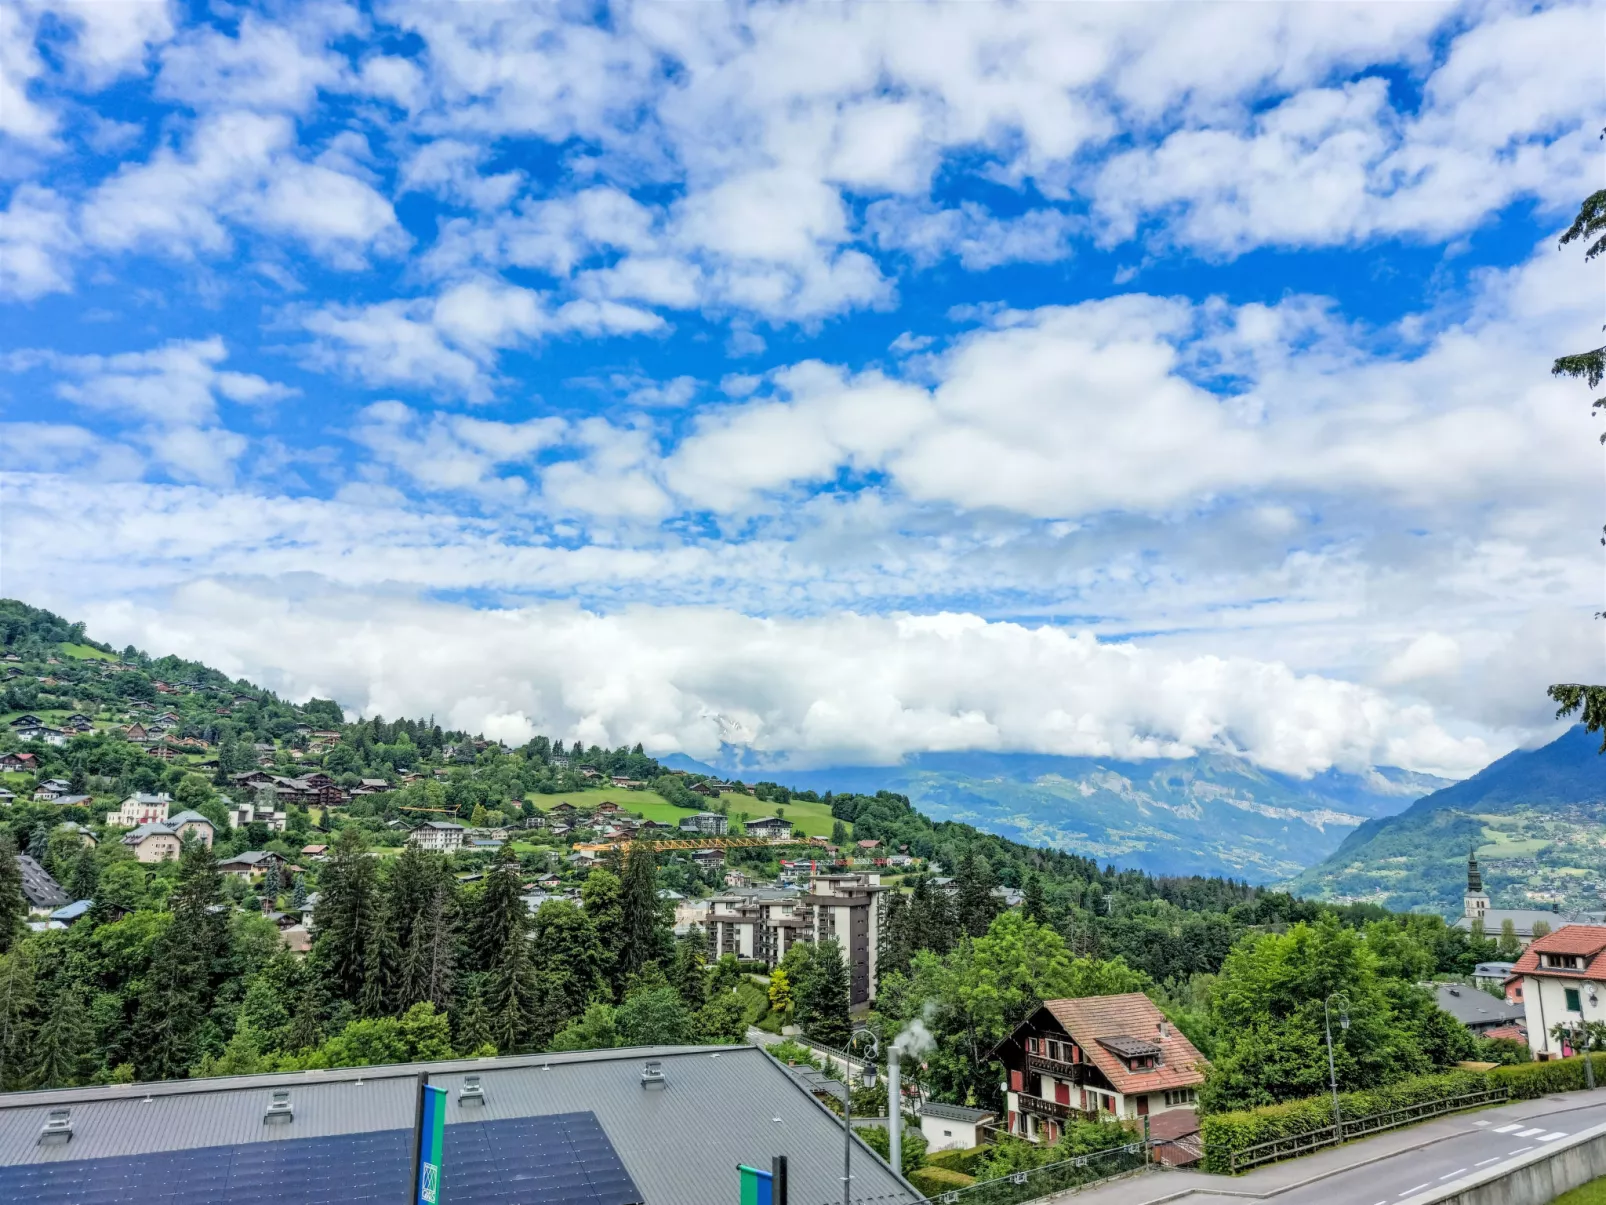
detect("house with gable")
(1512, 925), (1606, 1059)
(993, 993), (1207, 1140)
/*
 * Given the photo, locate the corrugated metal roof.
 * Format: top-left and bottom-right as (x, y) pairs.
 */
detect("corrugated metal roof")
(0, 1045), (919, 1205)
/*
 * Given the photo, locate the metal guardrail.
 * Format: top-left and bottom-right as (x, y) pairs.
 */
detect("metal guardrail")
(1224, 1088), (1509, 1173)
(925, 1141), (1149, 1204)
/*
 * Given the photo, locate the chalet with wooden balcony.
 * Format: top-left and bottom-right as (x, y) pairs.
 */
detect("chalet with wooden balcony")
(992, 993), (1207, 1142)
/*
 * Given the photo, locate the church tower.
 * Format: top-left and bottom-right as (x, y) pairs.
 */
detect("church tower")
(1464, 847), (1490, 922)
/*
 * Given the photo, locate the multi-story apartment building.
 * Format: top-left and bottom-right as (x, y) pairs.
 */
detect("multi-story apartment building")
(707, 872), (887, 1008)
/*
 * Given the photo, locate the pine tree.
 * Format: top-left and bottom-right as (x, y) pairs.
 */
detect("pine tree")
(358, 894), (401, 1018)
(619, 839), (665, 982)
(31, 985), (89, 1089)
(808, 939), (851, 1048)
(292, 874), (308, 910)
(0, 944), (37, 1090)
(263, 862), (281, 901)
(285, 979), (325, 1052)
(313, 827), (380, 1004)
(0, 834), (25, 954)
(1023, 871), (1049, 924)
(454, 975), (495, 1055)
(401, 883), (457, 1012)
(132, 838), (224, 1080)
(68, 849), (98, 903)
(671, 932), (708, 1008)
(474, 845), (538, 1051)
(955, 849), (1001, 937)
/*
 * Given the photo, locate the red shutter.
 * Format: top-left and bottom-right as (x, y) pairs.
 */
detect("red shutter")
(1009, 1069), (1023, 1093)
(1136, 1094), (1150, 1116)
(1055, 1081), (1070, 1105)
(1009, 1110), (1017, 1134)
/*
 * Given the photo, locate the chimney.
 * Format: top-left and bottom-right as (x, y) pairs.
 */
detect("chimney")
(1157, 1020), (1169, 1039)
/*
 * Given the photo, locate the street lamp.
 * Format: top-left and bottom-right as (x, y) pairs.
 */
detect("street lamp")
(842, 1028), (881, 1205)
(1324, 993), (1350, 1144)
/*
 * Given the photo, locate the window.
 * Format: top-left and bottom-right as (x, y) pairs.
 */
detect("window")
(1546, 954), (1583, 970)
(1164, 1088), (1197, 1107)
(1567, 988), (1583, 1013)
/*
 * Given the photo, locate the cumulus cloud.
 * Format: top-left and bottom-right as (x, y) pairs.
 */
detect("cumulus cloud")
(352, 401), (564, 498)
(82, 583), (1492, 778)
(0, 184), (75, 299)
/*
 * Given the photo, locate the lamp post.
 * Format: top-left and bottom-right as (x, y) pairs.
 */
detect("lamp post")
(842, 1028), (880, 1205)
(1323, 993), (1350, 1144)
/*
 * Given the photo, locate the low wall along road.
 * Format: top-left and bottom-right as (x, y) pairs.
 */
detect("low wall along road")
(1400, 1119), (1606, 1205)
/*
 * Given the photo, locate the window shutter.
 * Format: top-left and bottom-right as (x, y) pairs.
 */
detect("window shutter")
(1009, 1069), (1023, 1093)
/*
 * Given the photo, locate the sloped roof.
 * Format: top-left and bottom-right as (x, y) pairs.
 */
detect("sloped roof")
(15, 855), (69, 909)
(919, 1101), (995, 1123)
(1433, 984), (1526, 1027)
(1510, 924), (1606, 979)
(1039, 993), (1207, 1095)
(0, 1046), (918, 1205)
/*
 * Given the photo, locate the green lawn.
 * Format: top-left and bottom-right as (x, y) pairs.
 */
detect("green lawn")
(1551, 1179), (1606, 1204)
(57, 643), (116, 661)
(525, 787), (842, 839)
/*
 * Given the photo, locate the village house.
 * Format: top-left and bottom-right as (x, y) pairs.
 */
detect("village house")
(679, 811), (729, 836)
(993, 993), (1208, 1138)
(0, 752), (38, 773)
(217, 850), (289, 880)
(14, 723), (67, 746)
(918, 1102), (996, 1153)
(120, 810), (216, 862)
(17, 854), (68, 915)
(408, 820), (467, 852)
(1512, 925), (1606, 1058)
(32, 778), (72, 801)
(106, 791), (173, 828)
(745, 816), (793, 840)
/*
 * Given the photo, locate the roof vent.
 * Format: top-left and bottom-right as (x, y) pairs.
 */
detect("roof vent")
(641, 1060), (666, 1089)
(264, 1089), (293, 1124)
(38, 1108), (72, 1145)
(459, 1075), (485, 1106)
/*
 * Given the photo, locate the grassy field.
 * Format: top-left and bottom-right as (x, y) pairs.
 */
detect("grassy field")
(523, 787), (842, 839)
(1551, 1179), (1606, 1204)
(57, 643), (116, 661)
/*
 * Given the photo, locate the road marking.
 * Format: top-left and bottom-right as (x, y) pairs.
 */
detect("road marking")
(1493, 1123), (1522, 1133)
(1515, 1127), (1545, 1137)
(1474, 1119), (1489, 1126)
(1439, 1169), (1466, 1180)
(1539, 1131), (1568, 1142)
(1509, 1146), (1534, 1155)
(1474, 1157), (1500, 1167)
(1399, 1184), (1431, 1197)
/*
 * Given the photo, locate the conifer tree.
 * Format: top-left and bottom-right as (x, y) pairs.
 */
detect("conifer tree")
(359, 894), (400, 1018)
(0, 944), (37, 1090)
(68, 849), (98, 904)
(619, 838), (666, 982)
(809, 939), (852, 1048)
(455, 975), (494, 1054)
(0, 834), (25, 954)
(31, 985), (89, 1089)
(401, 882), (457, 1012)
(671, 931), (708, 1008)
(955, 849), (1001, 937)
(474, 845), (538, 1051)
(314, 827), (380, 1003)
(133, 838), (224, 1080)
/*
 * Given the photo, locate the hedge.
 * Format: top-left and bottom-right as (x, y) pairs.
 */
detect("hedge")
(1202, 1055), (1606, 1174)
(926, 1145), (992, 1176)
(908, 1166), (975, 1197)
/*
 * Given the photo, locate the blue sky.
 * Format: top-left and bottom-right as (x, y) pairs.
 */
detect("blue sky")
(2, 0), (1602, 776)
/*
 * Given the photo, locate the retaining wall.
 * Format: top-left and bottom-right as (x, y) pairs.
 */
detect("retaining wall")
(1402, 1120), (1606, 1205)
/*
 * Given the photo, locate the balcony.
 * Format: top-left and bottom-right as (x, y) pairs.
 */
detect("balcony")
(1017, 1093), (1072, 1120)
(1026, 1053), (1085, 1080)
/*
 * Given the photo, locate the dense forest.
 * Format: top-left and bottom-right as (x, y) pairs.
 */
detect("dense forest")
(0, 599), (1527, 1131)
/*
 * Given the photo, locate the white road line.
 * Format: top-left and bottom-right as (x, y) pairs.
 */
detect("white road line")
(1399, 1184), (1431, 1197)
(1438, 1168), (1467, 1179)
(1493, 1123), (1522, 1133)
(1515, 1127), (1545, 1137)
(1539, 1131), (1568, 1142)
(1474, 1157), (1501, 1167)
(1509, 1146), (1534, 1155)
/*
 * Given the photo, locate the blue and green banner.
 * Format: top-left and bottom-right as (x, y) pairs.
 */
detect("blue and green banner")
(415, 1084), (447, 1205)
(738, 1163), (774, 1205)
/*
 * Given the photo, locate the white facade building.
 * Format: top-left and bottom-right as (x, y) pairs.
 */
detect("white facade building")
(1514, 925), (1606, 1058)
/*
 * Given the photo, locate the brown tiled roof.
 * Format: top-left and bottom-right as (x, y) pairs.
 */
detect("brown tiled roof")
(1509, 925), (1606, 979)
(1041, 993), (1207, 1095)
(1483, 1024), (1528, 1044)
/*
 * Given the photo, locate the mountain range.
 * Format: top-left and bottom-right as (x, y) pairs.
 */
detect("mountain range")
(664, 749), (1453, 881)
(1288, 725), (1606, 913)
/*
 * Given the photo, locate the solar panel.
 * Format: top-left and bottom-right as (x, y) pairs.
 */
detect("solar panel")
(0, 1111), (643, 1205)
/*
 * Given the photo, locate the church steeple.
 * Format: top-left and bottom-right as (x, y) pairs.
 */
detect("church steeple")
(1464, 846), (1489, 922)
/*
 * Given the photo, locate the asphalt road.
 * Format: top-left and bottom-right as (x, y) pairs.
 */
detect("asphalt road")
(1273, 1097), (1606, 1205)
(1057, 1089), (1606, 1205)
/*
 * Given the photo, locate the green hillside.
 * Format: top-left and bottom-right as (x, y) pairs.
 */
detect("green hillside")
(1288, 726), (1606, 912)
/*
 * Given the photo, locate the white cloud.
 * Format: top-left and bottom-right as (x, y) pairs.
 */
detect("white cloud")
(8, 335), (288, 484)
(302, 277), (663, 400)
(867, 200), (1079, 270)
(352, 400), (564, 497)
(78, 583), (1491, 778)
(541, 419), (675, 521)
(80, 111), (405, 265)
(156, 10), (353, 113)
(0, 184), (75, 299)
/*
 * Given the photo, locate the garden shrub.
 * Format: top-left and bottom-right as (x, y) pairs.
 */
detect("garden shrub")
(908, 1166), (974, 1196)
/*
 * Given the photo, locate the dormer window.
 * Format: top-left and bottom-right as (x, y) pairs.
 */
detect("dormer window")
(1543, 953), (1584, 970)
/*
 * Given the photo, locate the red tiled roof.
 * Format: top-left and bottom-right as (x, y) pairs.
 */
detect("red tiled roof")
(1509, 925), (1606, 979)
(1483, 1025), (1528, 1044)
(1041, 993), (1208, 1095)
